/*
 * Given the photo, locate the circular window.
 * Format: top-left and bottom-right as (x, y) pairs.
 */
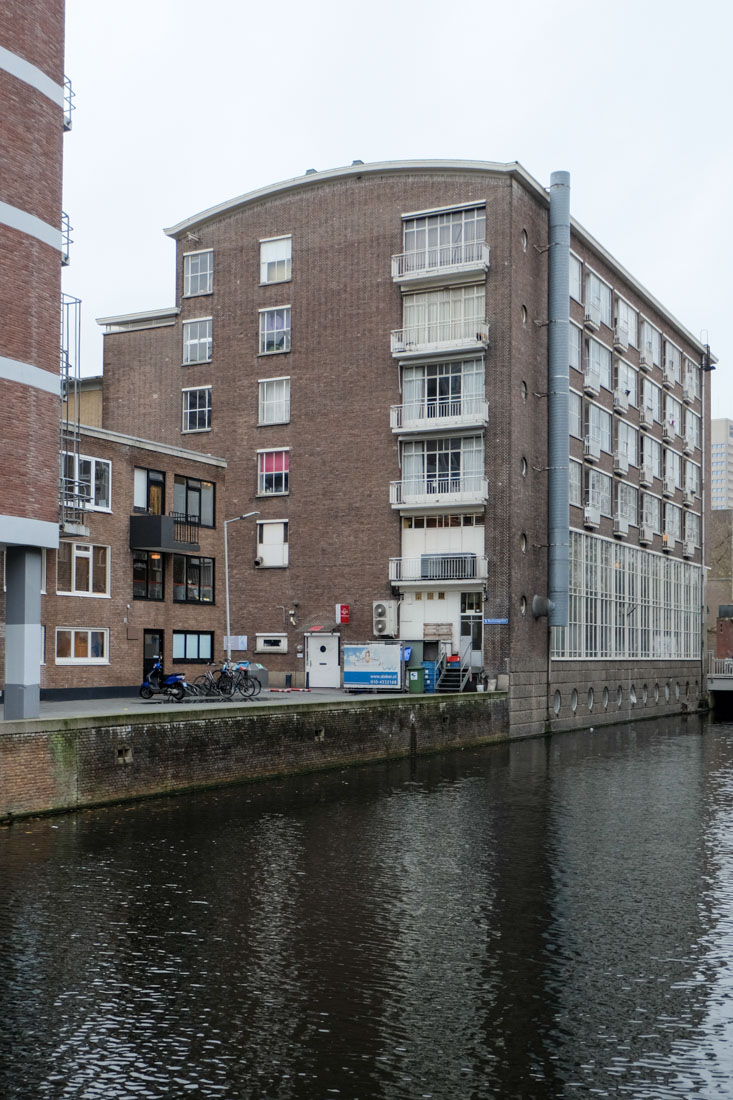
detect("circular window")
(675, 682), (680, 701)
(602, 687), (609, 710)
(642, 683), (648, 704)
(521, 380), (528, 402)
(571, 689), (578, 713)
(685, 681), (690, 699)
(320, 645), (327, 654)
(553, 690), (561, 715)
(520, 533), (527, 553)
(587, 687), (594, 712)
(520, 596), (527, 616)
(616, 685), (623, 709)
(521, 228), (528, 252)
(521, 304), (528, 325)
(630, 684), (637, 707)
(654, 682), (660, 703)
(521, 457), (528, 477)
(665, 682), (670, 702)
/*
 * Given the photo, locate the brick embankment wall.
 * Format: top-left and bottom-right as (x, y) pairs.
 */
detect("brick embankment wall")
(1, 694), (510, 820)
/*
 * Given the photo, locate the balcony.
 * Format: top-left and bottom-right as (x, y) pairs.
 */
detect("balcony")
(391, 241), (490, 289)
(583, 361), (601, 396)
(59, 477), (90, 538)
(584, 503), (601, 529)
(61, 211), (72, 266)
(584, 300), (602, 332)
(662, 532), (676, 553)
(64, 75), (75, 131)
(390, 396), (489, 433)
(639, 346), (655, 373)
(639, 523), (654, 546)
(613, 447), (629, 475)
(613, 387), (629, 415)
(584, 434), (601, 463)
(683, 432), (695, 456)
(662, 475), (676, 498)
(613, 513), (629, 538)
(683, 487), (696, 508)
(639, 404), (654, 431)
(639, 462), (654, 488)
(662, 416), (676, 442)
(129, 511), (200, 552)
(682, 539), (696, 559)
(662, 359), (677, 389)
(613, 321), (629, 353)
(389, 554), (489, 585)
(391, 319), (489, 359)
(390, 475), (488, 509)
(683, 377), (695, 405)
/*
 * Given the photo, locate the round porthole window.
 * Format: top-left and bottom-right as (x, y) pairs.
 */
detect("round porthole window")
(587, 687), (594, 711)
(616, 685), (623, 708)
(521, 304), (528, 325)
(571, 689), (578, 713)
(520, 533), (527, 553)
(630, 685), (637, 707)
(520, 596), (527, 616)
(665, 682), (670, 702)
(521, 380), (528, 402)
(320, 645), (327, 653)
(602, 687), (609, 710)
(654, 683), (660, 703)
(642, 683), (648, 704)
(553, 690), (561, 715)
(521, 457), (528, 477)
(675, 682), (680, 701)
(521, 228), (528, 252)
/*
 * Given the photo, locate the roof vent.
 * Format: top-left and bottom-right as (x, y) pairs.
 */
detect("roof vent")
(305, 168), (317, 175)
(352, 159), (364, 165)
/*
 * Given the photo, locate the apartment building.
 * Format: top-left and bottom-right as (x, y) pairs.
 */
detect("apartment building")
(95, 160), (712, 734)
(710, 419), (733, 510)
(0, 0), (71, 717)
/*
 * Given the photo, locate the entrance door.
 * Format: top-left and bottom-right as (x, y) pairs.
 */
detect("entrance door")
(460, 592), (483, 668)
(143, 630), (163, 679)
(306, 633), (340, 688)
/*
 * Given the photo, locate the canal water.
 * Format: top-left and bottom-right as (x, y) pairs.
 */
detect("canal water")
(2, 715), (733, 1099)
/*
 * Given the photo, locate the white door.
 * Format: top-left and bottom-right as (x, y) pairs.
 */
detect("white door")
(306, 633), (340, 687)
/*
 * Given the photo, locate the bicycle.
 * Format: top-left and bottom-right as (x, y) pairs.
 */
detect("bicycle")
(190, 662), (237, 700)
(232, 666), (262, 699)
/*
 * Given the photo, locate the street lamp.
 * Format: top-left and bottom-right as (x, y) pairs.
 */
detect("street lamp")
(224, 511), (259, 662)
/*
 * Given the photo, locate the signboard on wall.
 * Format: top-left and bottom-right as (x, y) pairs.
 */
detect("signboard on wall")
(223, 635), (248, 652)
(336, 603), (350, 624)
(343, 643), (403, 690)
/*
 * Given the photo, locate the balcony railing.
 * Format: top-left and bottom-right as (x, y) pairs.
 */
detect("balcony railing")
(64, 75), (75, 130)
(130, 511), (201, 552)
(389, 554), (489, 583)
(59, 476), (91, 535)
(391, 241), (490, 283)
(390, 396), (489, 432)
(391, 319), (489, 358)
(61, 211), (72, 266)
(390, 475), (488, 508)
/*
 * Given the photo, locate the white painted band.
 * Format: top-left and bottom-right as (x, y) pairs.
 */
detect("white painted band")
(5, 623), (43, 685)
(0, 200), (62, 251)
(0, 515), (60, 550)
(0, 355), (61, 396)
(0, 44), (64, 105)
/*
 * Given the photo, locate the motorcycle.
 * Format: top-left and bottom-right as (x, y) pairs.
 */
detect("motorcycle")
(139, 656), (187, 702)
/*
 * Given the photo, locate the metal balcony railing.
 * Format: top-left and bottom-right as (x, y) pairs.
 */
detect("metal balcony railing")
(391, 318), (489, 356)
(390, 475), (488, 506)
(390, 396), (488, 431)
(389, 554), (488, 583)
(392, 241), (490, 280)
(61, 211), (72, 265)
(64, 75), (75, 130)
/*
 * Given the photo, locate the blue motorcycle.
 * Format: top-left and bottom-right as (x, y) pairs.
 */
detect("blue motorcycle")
(139, 656), (187, 702)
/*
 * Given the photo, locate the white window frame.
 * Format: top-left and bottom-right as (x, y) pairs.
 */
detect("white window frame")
(255, 633), (289, 653)
(61, 451), (112, 512)
(183, 249), (213, 297)
(181, 386), (212, 433)
(257, 449), (290, 496)
(260, 236), (292, 285)
(55, 627), (109, 665)
(183, 317), (212, 364)
(258, 376), (291, 425)
(569, 389), (582, 438)
(569, 253), (583, 303)
(615, 296), (638, 347)
(615, 358), (637, 406)
(56, 542), (110, 597)
(585, 270), (612, 327)
(259, 306), (291, 354)
(569, 459), (582, 506)
(640, 319), (661, 366)
(256, 520), (289, 568)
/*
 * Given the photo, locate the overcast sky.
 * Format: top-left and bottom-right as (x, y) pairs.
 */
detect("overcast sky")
(63, 0), (731, 407)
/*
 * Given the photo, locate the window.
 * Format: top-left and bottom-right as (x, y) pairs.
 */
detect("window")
(585, 402), (612, 453)
(569, 459), (582, 506)
(640, 320), (661, 365)
(134, 468), (165, 514)
(664, 503), (682, 540)
(402, 206), (486, 270)
(183, 318), (212, 364)
(685, 511), (700, 546)
(569, 390), (582, 438)
(132, 550), (164, 600)
(57, 543), (109, 596)
(664, 340), (682, 384)
(256, 520), (289, 568)
(615, 359), (637, 405)
(585, 271), (612, 327)
(641, 378), (662, 421)
(61, 452), (111, 510)
(56, 627), (108, 664)
(173, 555), (214, 603)
(642, 492), (661, 531)
(402, 285), (485, 345)
(183, 250), (213, 296)
(569, 324), (582, 372)
(665, 394), (682, 435)
(182, 386), (212, 432)
(685, 461), (700, 497)
(401, 358), (485, 421)
(173, 476), (215, 527)
(616, 420), (638, 466)
(401, 435), (483, 495)
(172, 631), (213, 662)
(585, 338), (611, 389)
(684, 359), (701, 401)
(665, 448), (682, 488)
(569, 254), (582, 302)
(641, 435), (662, 479)
(616, 481), (637, 524)
(255, 633), (288, 653)
(685, 409), (700, 450)
(586, 468), (612, 515)
(257, 449), (289, 495)
(260, 236), (292, 284)
(259, 307), (291, 354)
(615, 297), (638, 347)
(258, 377), (290, 424)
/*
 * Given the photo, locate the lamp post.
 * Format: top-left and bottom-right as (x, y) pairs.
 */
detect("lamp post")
(224, 511), (259, 662)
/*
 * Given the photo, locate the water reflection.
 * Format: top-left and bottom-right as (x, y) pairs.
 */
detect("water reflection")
(2, 717), (733, 1097)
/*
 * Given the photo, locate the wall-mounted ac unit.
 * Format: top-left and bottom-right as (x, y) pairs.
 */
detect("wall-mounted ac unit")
(373, 599), (398, 637)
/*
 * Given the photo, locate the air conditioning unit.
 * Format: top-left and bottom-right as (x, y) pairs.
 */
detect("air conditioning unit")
(373, 599), (398, 637)
(584, 435), (601, 463)
(613, 513), (629, 538)
(583, 361), (600, 396)
(639, 523), (654, 545)
(683, 488), (695, 508)
(613, 321), (629, 352)
(639, 346), (654, 372)
(663, 475), (676, 498)
(639, 405), (653, 430)
(584, 504), (600, 529)
(639, 463), (654, 488)
(682, 539), (696, 559)
(613, 448), (629, 475)
(682, 433), (694, 456)
(613, 387), (629, 414)
(584, 301), (601, 332)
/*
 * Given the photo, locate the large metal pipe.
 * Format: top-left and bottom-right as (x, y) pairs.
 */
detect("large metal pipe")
(547, 171), (570, 626)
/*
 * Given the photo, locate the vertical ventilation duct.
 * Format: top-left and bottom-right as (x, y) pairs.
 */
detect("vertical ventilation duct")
(547, 171), (570, 626)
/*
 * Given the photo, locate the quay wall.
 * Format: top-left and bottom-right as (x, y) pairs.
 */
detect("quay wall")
(1, 693), (510, 820)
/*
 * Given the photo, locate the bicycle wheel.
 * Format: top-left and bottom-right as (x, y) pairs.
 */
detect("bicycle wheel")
(216, 672), (235, 697)
(249, 676), (262, 698)
(237, 672), (257, 699)
(193, 674), (214, 696)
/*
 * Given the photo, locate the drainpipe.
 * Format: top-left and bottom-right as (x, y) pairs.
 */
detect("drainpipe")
(547, 170), (570, 627)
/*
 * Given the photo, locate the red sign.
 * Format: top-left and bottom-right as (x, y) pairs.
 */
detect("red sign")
(336, 603), (350, 624)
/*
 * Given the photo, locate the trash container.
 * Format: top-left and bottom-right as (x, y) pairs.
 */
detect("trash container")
(408, 668), (425, 694)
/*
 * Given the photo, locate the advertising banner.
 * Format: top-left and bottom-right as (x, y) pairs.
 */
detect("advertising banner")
(343, 643), (403, 690)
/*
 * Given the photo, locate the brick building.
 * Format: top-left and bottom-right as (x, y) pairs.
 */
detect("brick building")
(96, 160), (713, 733)
(0, 1), (70, 717)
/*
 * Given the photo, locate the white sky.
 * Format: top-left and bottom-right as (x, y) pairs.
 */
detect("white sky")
(63, 0), (731, 407)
